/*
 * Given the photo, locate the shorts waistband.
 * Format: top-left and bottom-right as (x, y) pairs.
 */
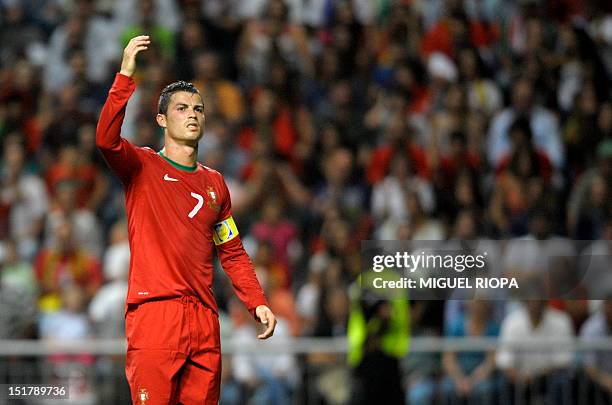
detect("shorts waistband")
(175, 296), (218, 317)
(126, 296), (218, 316)
(178, 296), (200, 304)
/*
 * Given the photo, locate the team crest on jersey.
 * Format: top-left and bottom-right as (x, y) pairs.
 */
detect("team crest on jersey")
(206, 186), (220, 212)
(138, 388), (149, 404)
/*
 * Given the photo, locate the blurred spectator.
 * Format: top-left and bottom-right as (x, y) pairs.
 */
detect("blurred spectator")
(580, 219), (612, 300)
(230, 299), (298, 405)
(371, 152), (435, 240)
(442, 300), (500, 404)
(489, 117), (554, 236)
(573, 173), (610, 240)
(113, 0), (180, 33)
(403, 300), (440, 405)
(557, 24), (610, 113)
(251, 196), (298, 282)
(304, 46), (342, 110)
(421, 6), (498, 59)
(487, 77), (564, 169)
(42, 85), (96, 155)
(313, 148), (366, 223)
(174, 18), (207, 81)
(197, 119), (245, 178)
(39, 284), (96, 404)
(0, 238), (37, 338)
(250, 240), (286, 292)
(458, 47), (502, 116)
(312, 213), (363, 282)
(433, 130), (483, 222)
(238, 0), (313, 86)
(0, 238), (36, 296)
(44, 1), (118, 93)
(233, 143), (310, 218)
(119, 0), (175, 61)
(405, 190), (445, 240)
(0, 136), (48, 259)
(46, 141), (108, 212)
(496, 299), (574, 404)
(87, 221), (131, 404)
(502, 210), (576, 293)
(444, 211), (506, 324)
(39, 284), (93, 342)
(295, 257), (324, 336)
(568, 139), (612, 237)
(0, 59), (43, 152)
(191, 51), (244, 123)
(89, 221), (129, 339)
(597, 102), (612, 142)
(238, 86), (298, 162)
(563, 83), (602, 175)
(429, 82), (467, 156)
(505, 3), (553, 60)
(580, 296), (612, 402)
(34, 218), (102, 312)
(250, 240), (302, 336)
(0, 2), (44, 65)
(437, 129), (482, 184)
(367, 113), (430, 185)
(315, 80), (366, 149)
(314, 282), (349, 338)
(44, 180), (103, 258)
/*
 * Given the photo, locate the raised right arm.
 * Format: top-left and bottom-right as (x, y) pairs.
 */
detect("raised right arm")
(96, 36), (150, 185)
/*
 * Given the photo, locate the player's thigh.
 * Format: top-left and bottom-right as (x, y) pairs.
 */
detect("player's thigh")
(126, 348), (187, 405)
(176, 350), (222, 405)
(178, 305), (221, 405)
(125, 301), (189, 404)
(126, 301), (186, 352)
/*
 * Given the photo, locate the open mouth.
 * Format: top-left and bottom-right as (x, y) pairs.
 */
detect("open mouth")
(187, 123), (199, 130)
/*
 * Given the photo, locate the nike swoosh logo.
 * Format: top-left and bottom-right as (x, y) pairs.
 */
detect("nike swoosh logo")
(163, 174), (179, 182)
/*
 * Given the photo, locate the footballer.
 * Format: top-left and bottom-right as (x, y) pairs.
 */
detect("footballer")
(96, 35), (276, 405)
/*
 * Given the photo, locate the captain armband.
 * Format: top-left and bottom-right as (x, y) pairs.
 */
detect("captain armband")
(212, 216), (239, 245)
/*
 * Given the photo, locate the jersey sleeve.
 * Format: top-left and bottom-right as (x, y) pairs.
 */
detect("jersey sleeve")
(214, 175), (269, 318)
(96, 73), (143, 185)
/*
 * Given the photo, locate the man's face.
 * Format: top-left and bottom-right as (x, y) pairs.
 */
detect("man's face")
(512, 81), (533, 112)
(157, 91), (205, 144)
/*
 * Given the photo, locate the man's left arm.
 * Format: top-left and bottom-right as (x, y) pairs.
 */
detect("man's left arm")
(214, 176), (276, 339)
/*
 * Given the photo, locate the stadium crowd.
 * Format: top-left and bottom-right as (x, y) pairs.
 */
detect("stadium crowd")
(0, 0), (611, 403)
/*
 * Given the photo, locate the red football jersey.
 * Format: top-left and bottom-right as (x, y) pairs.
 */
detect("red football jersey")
(96, 73), (268, 316)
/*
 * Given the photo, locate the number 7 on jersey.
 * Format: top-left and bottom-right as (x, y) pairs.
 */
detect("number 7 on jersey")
(188, 192), (204, 218)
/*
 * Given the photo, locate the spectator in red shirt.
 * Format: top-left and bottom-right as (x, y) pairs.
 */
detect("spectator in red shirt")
(237, 87), (297, 161)
(489, 117), (556, 236)
(45, 141), (108, 211)
(421, 9), (498, 60)
(367, 113), (430, 185)
(34, 218), (102, 311)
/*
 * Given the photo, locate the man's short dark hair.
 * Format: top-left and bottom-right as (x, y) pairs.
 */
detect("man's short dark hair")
(158, 81), (200, 114)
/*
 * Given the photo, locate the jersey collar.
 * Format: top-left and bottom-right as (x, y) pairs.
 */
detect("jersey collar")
(158, 151), (198, 172)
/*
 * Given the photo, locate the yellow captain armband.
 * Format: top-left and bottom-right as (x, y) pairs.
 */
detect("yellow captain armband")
(212, 216), (239, 245)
